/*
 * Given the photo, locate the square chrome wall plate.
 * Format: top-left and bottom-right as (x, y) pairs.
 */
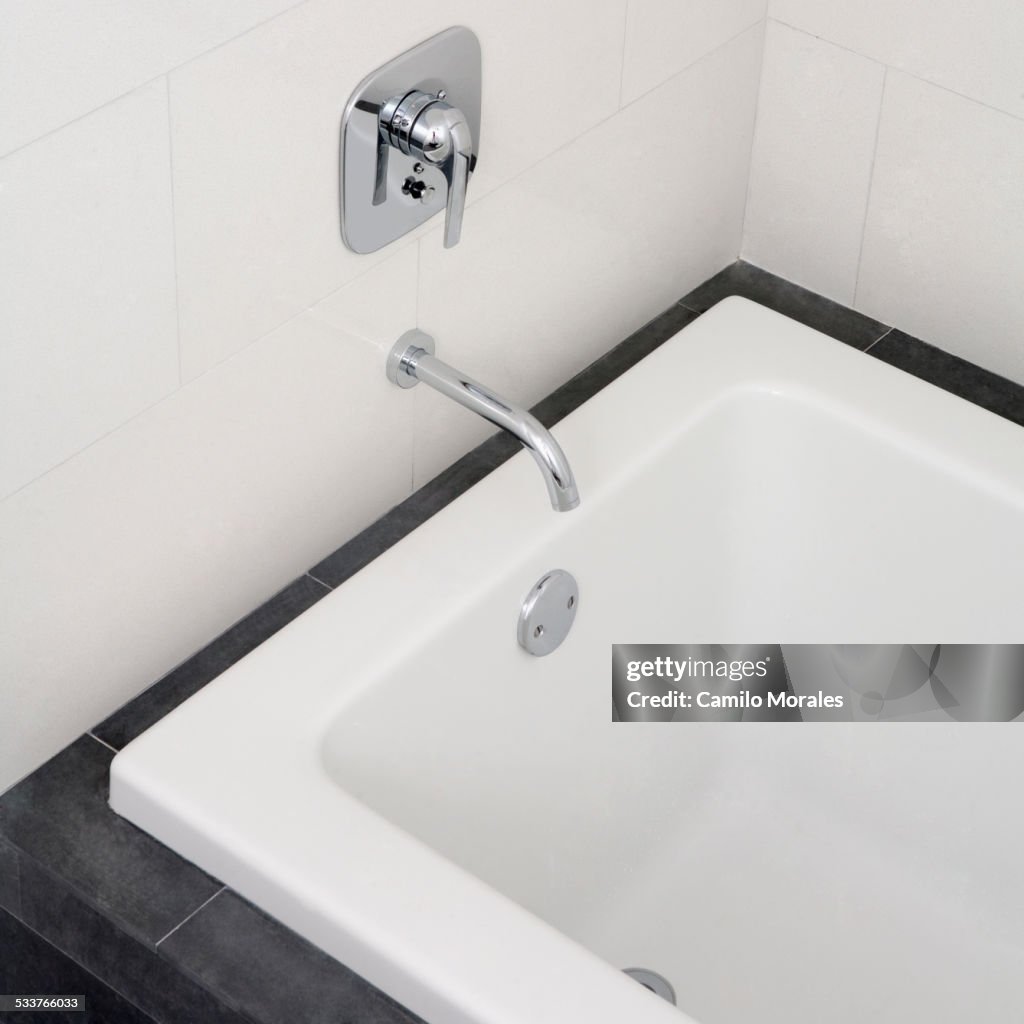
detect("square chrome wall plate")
(340, 27), (481, 254)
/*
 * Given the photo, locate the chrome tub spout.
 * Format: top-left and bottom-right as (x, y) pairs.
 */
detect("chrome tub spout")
(387, 330), (580, 512)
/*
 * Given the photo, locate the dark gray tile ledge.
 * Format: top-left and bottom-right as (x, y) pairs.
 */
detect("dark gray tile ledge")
(3, 261), (1023, 1024)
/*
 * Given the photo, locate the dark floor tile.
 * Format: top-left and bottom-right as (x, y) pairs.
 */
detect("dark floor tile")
(94, 574), (329, 749)
(532, 303), (698, 426)
(160, 890), (423, 1024)
(0, 833), (19, 916)
(0, 736), (220, 946)
(0, 908), (157, 1024)
(869, 329), (1024, 428)
(16, 862), (246, 1024)
(681, 260), (889, 350)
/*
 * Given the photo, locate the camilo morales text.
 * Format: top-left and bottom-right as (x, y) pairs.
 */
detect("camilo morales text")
(622, 655), (844, 710)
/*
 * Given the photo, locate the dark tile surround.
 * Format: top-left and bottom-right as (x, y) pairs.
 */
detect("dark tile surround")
(94, 575), (330, 750)
(1, 908), (159, 1024)
(3, 261), (1023, 1023)
(871, 328), (1024, 428)
(681, 260), (890, 349)
(0, 737), (219, 948)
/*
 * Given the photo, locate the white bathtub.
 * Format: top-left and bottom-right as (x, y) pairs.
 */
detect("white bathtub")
(111, 298), (1024, 1024)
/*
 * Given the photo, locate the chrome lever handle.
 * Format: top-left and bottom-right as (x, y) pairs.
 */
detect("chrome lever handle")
(377, 89), (473, 246)
(373, 92), (406, 206)
(440, 116), (471, 248)
(372, 135), (389, 206)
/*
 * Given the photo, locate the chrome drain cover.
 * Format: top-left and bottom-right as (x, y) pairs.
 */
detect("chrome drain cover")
(623, 968), (676, 1005)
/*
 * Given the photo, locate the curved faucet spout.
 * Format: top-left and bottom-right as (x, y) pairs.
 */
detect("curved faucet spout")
(386, 332), (580, 512)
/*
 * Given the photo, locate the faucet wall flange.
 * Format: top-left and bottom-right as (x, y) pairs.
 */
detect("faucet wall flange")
(386, 329), (436, 388)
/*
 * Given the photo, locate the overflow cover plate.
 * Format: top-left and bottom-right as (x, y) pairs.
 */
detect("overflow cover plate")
(517, 570), (578, 657)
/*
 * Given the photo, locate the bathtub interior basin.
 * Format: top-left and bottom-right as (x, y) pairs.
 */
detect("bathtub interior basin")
(111, 298), (1024, 1024)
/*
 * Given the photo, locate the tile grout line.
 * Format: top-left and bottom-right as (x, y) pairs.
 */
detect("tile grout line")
(769, 16), (1024, 125)
(737, 14), (771, 262)
(159, 0), (312, 82)
(863, 327), (893, 353)
(410, 239), (421, 495)
(87, 731), (120, 754)
(0, 0), (312, 164)
(7, 913), (162, 1024)
(769, 17), (889, 71)
(155, 885), (227, 947)
(852, 66), (888, 310)
(0, 75), (167, 163)
(305, 570), (333, 591)
(616, 1), (631, 109)
(0, 228), (416, 505)
(618, 16), (767, 113)
(164, 75), (184, 388)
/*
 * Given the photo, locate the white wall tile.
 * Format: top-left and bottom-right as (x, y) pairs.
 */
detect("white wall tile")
(743, 21), (884, 304)
(309, 242), (419, 356)
(170, 0), (627, 381)
(621, 0), (766, 105)
(0, 81), (178, 499)
(768, 0), (1024, 120)
(414, 24), (763, 486)
(0, 248), (417, 789)
(0, 0), (305, 156)
(856, 73), (1024, 383)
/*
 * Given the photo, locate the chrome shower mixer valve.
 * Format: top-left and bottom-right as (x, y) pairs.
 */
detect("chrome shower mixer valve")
(340, 27), (481, 253)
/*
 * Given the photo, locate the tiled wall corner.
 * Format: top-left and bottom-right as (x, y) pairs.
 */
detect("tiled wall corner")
(620, 0), (767, 106)
(744, 6), (1024, 383)
(742, 21), (884, 305)
(768, 0), (1024, 121)
(856, 74), (1024, 383)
